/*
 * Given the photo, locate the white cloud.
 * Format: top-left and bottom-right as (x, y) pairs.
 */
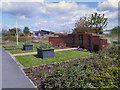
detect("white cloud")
(97, 0), (119, 12)
(0, 24), (2, 30)
(1, 0), (44, 2)
(109, 0), (120, 2)
(96, 0), (119, 30)
(1, 1), (119, 31)
(1, 1), (96, 31)
(19, 15), (26, 20)
(2, 24), (24, 30)
(45, 1), (79, 10)
(1, 2), (93, 18)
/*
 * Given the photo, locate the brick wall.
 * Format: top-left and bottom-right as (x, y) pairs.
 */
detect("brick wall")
(49, 32), (107, 51)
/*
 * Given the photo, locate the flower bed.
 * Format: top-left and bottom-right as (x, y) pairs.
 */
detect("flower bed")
(74, 48), (90, 52)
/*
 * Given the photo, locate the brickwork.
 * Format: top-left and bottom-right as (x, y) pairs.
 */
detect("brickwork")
(49, 32), (107, 51)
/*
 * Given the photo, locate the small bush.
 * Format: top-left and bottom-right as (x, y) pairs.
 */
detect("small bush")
(38, 70), (44, 78)
(0, 43), (5, 45)
(39, 43), (52, 49)
(112, 41), (120, 45)
(99, 32), (103, 34)
(30, 65), (34, 74)
(91, 67), (120, 88)
(46, 64), (53, 69)
(24, 42), (31, 45)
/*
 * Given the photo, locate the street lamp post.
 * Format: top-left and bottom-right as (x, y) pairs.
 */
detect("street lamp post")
(16, 19), (18, 45)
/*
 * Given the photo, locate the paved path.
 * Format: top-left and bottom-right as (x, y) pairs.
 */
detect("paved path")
(1, 48), (36, 88)
(13, 48), (77, 56)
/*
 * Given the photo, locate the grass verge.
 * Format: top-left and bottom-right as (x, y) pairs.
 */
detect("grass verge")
(15, 50), (93, 67)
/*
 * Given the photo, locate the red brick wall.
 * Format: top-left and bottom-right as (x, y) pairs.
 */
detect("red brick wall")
(102, 39), (107, 49)
(49, 37), (62, 47)
(49, 32), (107, 51)
(49, 36), (68, 47)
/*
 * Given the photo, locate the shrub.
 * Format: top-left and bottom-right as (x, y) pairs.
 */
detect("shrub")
(38, 70), (44, 78)
(39, 43), (52, 49)
(30, 65), (34, 74)
(91, 67), (120, 88)
(99, 32), (103, 34)
(24, 42), (31, 45)
(112, 41), (120, 45)
(0, 43), (5, 45)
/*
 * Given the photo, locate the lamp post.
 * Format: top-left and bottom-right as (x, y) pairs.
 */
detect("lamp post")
(16, 19), (18, 45)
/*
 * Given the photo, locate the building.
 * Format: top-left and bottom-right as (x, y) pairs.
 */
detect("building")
(49, 32), (107, 52)
(33, 30), (54, 37)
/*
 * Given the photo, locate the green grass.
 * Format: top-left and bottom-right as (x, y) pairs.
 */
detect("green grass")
(2, 42), (40, 54)
(9, 48), (38, 54)
(2, 42), (59, 54)
(1, 37), (49, 54)
(15, 50), (93, 67)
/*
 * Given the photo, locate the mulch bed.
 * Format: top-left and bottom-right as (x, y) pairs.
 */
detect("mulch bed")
(23, 55), (94, 89)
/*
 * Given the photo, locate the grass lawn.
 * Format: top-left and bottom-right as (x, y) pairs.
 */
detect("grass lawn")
(2, 42), (40, 54)
(2, 42), (59, 54)
(15, 50), (93, 67)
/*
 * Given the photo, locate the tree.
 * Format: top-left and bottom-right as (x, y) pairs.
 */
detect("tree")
(110, 26), (120, 34)
(73, 12), (108, 34)
(2, 29), (10, 36)
(89, 12), (108, 34)
(9, 28), (21, 35)
(73, 16), (91, 33)
(23, 26), (30, 34)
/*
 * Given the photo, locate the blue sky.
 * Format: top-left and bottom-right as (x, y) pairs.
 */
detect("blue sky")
(0, 0), (119, 32)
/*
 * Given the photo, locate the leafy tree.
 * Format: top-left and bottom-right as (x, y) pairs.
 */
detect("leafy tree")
(2, 29), (10, 36)
(73, 16), (91, 33)
(89, 12), (108, 34)
(9, 28), (21, 35)
(73, 12), (108, 34)
(110, 26), (120, 34)
(23, 26), (30, 34)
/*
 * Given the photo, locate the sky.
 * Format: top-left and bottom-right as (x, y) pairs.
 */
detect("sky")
(0, 0), (119, 32)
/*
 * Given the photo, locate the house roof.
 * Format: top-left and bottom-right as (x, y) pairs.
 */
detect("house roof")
(33, 30), (54, 34)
